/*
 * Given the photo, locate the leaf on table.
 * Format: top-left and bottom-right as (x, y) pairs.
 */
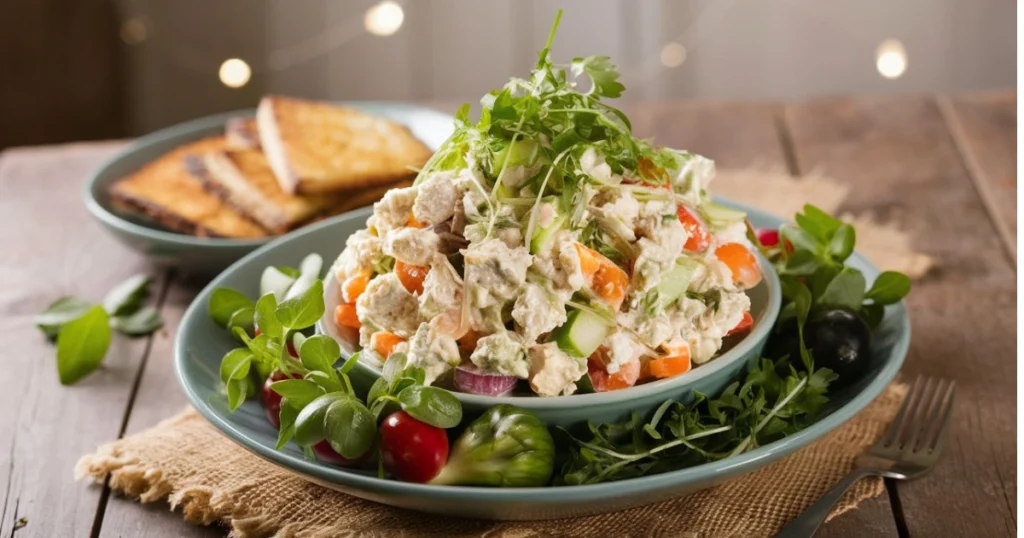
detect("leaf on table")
(34, 296), (92, 338)
(56, 305), (111, 385)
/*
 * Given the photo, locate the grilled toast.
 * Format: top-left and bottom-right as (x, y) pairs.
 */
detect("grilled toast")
(256, 96), (429, 194)
(188, 147), (348, 234)
(225, 117), (260, 150)
(108, 138), (269, 238)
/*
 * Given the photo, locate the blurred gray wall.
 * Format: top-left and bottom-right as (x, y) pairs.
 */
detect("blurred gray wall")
(122, 0), (1016, 133)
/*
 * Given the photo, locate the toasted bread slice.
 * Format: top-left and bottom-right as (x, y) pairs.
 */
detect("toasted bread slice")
(108, 137), (269, 238)
(189, 148), (348, 234)
(225, 117), (260, 150)
(256, 96), (431, 194)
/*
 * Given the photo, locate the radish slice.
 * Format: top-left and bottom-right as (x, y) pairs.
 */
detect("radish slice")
(454, 366), (517, 396)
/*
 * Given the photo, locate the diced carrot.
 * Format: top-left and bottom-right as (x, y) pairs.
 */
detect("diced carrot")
(341, 270), (371, 303)
(648, 354), (691, 379)
(334, 303), (360, 329)
(714, 242), (762, 289)
(457, 329), (481, 353)
(574, 243), (629, 310)
(395, 260), (429, 295)
(371, 331), (405, 359)
(676, 205), (710, 252)
(588, 355), (641, 392)
(406, 214), (427, 228)
(726, 311), (754, 336)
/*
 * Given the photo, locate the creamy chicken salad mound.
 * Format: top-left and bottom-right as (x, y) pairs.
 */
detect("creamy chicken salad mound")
(329, 38), (763, 398)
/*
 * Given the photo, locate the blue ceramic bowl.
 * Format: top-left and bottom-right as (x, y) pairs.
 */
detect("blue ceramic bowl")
(316, 208), (780, 429)
(174, 202), (910, 519)
(82, 103), (454, 276)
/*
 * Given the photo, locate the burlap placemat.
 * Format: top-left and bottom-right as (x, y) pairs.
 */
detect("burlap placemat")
(77, 169), (931, 537)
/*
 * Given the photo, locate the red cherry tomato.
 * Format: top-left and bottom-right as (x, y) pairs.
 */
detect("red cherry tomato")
(261, 370), (302, 428)
(587, 356), (640, 392)
(380, 411), (449, 483)
(676, 206), (711, 252)
(312, 440), (366, 466)
(757, 229), (780, 247)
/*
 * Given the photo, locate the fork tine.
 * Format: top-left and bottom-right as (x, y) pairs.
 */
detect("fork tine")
(904, 377), (941, 450)
(920, 380), (956, 453)
(911, 379), (947, 452)
(882, 376), (926, 447)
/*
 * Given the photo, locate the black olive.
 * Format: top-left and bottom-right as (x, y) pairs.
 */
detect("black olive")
(765, 309), (872, 387)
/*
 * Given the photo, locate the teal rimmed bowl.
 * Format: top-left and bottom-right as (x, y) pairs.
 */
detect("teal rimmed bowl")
(316, 211), (781, 429)
(82, 103), (454, 276)
(174, 201), (910, 520)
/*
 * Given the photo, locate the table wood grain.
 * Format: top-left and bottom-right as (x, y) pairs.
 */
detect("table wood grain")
(0, 91), (1015, 537)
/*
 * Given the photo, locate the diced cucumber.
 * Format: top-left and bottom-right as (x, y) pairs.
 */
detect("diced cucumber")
(530, 215), (566, 254)
(552, 309), (611, 358)
(699, 201), (746, 227)
(657, 258), (700, 310)
(491, 138), (539, 175)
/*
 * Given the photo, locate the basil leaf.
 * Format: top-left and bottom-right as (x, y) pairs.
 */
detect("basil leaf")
(299, 334), (341, 374)
(324, 398), (377, 459)
(35, 296), (92, 338)
(270, 379), (325, 408)
(276, 402), (300, 450)
(254, 293), (282, 339)
(226, 377), (251, 411)
(56, 305), (111, 385)
(103, 274), (151, 316)
(209, 288), (254, 328)
(275, 279), (325, 330)
(219, 348), (253, 384)
(228, 305), (255, 334)
(397, 385), (463, 428)
(865, 271), (911, 305)
(293, 393), (344, 447)
(110, 306), (163, 336)
(817, 267), (866, 311)
(828, 223), (855, 261)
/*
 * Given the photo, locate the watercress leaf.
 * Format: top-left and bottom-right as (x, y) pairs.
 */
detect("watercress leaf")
(828, 223), (856, 261)
(338, 351), (361, 375)
(209, 288), (253, 328)
(391, 376), (418, 397)
(226, 377), (253, 411)
(276, 402), (300, 449)
(808, 265), (841, 302)
(110, 306), (163, 336)
(860, 303), (886, 328)
(382, 352), (407, 383)
(219, 348), (253, 384)
(802, 205), (843, 236)
(779, 224), (820, 254)
(307, 370), (344, 393)
(818, 267), (867, 311)
(56, 305), (111, 385)
(35, 296), (92, 338)
(397, 385), (462, 429)
(227, 305), (255, 335)
(293, 393), (345, 447)
(865, 271), (911, 305)
(299, 334), (341, 374)
(270, 379), (325, 408)
(782, 250), (821, 276)
(324, 398), (377, 459)
(401, 365), (426, 386)
(275, 279), (324, 330)
(367, 377), (389, 406)
(254, 293), (282, 339)
(103, 274), (151, 316)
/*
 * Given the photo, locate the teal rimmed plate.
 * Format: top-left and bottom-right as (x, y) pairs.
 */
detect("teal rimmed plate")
(174, 201), (909, 520)
(83, 103), (454, 276)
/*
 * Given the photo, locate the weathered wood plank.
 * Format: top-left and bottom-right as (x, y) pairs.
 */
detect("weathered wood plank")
(938, 91), (1017, 264)
(784, 94), (1017, 537)
(0, 144), (171, 538)
(97, 281), (224, 538)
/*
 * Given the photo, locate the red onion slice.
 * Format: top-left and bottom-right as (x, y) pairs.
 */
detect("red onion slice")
(454, 365), (518, 396)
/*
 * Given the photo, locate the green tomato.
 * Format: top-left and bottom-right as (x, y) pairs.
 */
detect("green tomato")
(430, 404), (555, 487)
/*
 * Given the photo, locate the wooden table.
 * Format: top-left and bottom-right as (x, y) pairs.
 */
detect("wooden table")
(0, 92), (1015, 537)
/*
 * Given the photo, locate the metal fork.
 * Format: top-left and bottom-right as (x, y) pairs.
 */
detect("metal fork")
(776, 376), (956, 538)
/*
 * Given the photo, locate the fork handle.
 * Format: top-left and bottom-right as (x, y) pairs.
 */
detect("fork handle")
(775, 468), (874, 538)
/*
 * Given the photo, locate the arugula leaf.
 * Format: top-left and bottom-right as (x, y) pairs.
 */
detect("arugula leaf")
(56, 305), (111, 385)
(110, 306), (163, 336)
(570, 56), (625, 99)
(209, 288), (254, 328)
(103, 274), (152, 316)
(35, 296), (92, 338)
